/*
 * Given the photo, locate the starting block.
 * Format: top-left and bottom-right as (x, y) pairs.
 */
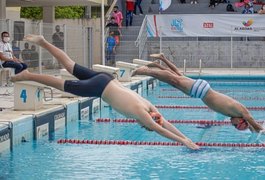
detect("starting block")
(116, 61), (139, 82)
(92, 64), (120, 79)
(14, 81), (53, 111)
(133, 59), (152, 66)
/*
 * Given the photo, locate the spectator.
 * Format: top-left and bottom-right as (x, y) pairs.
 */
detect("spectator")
(106, 17), (121, 45)
(126, 0), (135, 27)
(112, 6), (123, 28)
(191, 0), (198, 4)
(30, 45), (39, 68)
(209, 0), (216, 8)
(0, 31), (27, 74)
(180, 0), (186, 4)
(12, 40), (20, 59)
(21, 42), (31, 64)
(258, 4), (265, 14)
(106, 31), (116, 66)
(52, 25), (64, 50)
(134, 0), (144, 15)
(226, 1), (235, 12)
(242, 3), (254, 14)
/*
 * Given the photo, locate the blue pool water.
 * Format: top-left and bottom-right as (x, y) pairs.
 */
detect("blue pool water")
(1, 78), (265, 179)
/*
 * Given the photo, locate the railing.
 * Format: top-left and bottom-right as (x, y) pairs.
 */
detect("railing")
(0, 19), (92, 74)
(135, 16), (147, 59)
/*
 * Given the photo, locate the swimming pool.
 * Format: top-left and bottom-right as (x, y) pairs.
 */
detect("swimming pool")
(1, 76), (265, 179)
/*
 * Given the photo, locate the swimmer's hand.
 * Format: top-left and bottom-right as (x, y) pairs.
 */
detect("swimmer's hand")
(183, 138), (200, 150)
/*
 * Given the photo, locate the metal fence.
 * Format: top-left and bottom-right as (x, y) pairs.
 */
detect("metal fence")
(134, 18), (265, 69)
(0, 19), (92, 74)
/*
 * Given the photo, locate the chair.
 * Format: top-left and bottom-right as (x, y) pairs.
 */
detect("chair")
(0, 63), (14, 86)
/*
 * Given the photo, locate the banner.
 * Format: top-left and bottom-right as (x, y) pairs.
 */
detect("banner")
(159, 0), (172, 12)
(146, 14), (265, 37)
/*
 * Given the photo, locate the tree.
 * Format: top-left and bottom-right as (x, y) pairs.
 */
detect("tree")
(20, 6), (85, 20)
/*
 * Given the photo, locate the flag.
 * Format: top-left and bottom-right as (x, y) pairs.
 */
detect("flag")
(159, 0), (172, 12)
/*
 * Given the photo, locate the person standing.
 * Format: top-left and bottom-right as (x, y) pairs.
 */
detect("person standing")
(134, 0), (144, 15)
(12, 40), (20, 59)
(52, 25), (64, 50)
(106, 31), (116, 66)
(126, 0), (135, 27)
(0, 31), (27, 74)
(112, 6), (124, 28)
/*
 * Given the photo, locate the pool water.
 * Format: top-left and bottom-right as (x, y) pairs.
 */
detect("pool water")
(1, 79), (265, 179)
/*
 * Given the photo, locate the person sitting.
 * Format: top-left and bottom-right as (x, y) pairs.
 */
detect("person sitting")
(258, 4), (265, 14)
(132, 53), (264, 133)
(0, 31), (27, 74)
(226, 1), (235, 12)
(242, 3), (254, 14)
(11, 34), (199, 150)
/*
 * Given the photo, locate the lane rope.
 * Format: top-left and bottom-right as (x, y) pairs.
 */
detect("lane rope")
(154, 105), (265, 111)
(158, 96), (265, 101)
(96, 118), (265, 125)
(57, 139), (265, 148)
(161, 88), (265, 93)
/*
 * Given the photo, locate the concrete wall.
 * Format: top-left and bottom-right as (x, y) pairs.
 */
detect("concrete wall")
(142, 40), (265, 68)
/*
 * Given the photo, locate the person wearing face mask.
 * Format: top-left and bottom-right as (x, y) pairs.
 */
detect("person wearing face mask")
(0, 31), (27, 74)
(112, 6), (123, 28)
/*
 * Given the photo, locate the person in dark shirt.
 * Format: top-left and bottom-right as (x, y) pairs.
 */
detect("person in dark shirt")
(106, 17), (121, 45)
(12, 40), (20, 59)
(52, 25), (64, 50)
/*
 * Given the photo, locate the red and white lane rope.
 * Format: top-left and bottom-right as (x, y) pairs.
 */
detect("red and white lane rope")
(161, 88), (265, 93)
(96, 118), (265, 125)
(155, 105), (265, 111)
(158, 96), (265, 101)
(57, 139), (265, 148)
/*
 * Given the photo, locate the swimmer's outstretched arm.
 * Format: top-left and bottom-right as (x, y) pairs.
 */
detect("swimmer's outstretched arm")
(137, 110), (199, 150)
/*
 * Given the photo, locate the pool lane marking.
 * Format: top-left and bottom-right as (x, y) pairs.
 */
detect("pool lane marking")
(154, 105), (265, 111)
(158, 96), (265, 101)
(95, 118), (265, 125)
(57, 139), (265, 148)
(161, 88), (265, 93)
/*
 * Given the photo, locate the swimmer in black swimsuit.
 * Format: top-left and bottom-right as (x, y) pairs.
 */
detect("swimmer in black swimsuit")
(11, 34), (199, 150)
(132, 53), (264, 133)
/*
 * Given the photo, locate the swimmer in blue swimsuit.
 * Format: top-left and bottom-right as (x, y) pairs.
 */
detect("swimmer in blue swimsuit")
(132, 53), (264, 133)
(11, 35), (199, 150)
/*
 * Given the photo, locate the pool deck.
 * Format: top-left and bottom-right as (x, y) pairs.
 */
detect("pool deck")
(0, 68), (264, 152)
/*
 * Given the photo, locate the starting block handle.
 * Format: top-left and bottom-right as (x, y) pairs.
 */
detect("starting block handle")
(43, 87), (53, 101)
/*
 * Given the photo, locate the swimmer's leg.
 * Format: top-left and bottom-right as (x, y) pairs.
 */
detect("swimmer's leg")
(24, 34), (75, 74)
(150, 53), (182, 76)
(11, 70), (65, 91)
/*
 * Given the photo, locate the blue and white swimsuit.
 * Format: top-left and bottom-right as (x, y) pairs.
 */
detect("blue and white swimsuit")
(189, 79), (211, 99)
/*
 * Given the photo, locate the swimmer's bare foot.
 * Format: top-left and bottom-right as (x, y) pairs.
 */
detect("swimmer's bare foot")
(11, 70), (30, 82)
(131, 66), (149, 76)
(146, 61), (164, 69)
(23, 34), (45, 46)
(150, 53), (166, 60)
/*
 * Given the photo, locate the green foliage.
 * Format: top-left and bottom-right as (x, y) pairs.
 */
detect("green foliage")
(20, 6), (85, 20)
(55, 6), (85, 19)
(20, 7), (43, 20)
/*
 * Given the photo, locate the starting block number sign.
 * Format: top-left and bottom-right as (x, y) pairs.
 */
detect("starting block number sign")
(119, 69), (125, 77)
(19, 88), (42, 103)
